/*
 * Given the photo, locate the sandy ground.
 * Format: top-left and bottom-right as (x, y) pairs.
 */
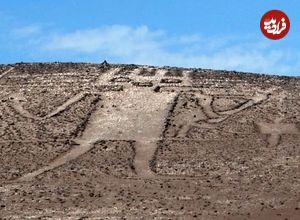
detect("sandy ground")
(0, 63), (299, 219)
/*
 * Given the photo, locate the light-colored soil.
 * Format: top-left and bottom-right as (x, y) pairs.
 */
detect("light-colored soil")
(0, 63), (299, 219)
(0, 67), (14, 80)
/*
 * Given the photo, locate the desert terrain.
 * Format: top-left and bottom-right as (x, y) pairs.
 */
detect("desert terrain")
(0, 62), (299, 219)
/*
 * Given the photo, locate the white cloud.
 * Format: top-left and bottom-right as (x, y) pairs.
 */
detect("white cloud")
(45, 25), (163, 55)
(12, 25), (41, 37)
(41, 25), (299, 75)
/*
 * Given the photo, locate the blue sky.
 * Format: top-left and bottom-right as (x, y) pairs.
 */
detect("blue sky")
(0, 0), (299, 76)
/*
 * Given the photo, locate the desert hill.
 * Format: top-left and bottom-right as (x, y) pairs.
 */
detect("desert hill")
(0, 62), (299, 219)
